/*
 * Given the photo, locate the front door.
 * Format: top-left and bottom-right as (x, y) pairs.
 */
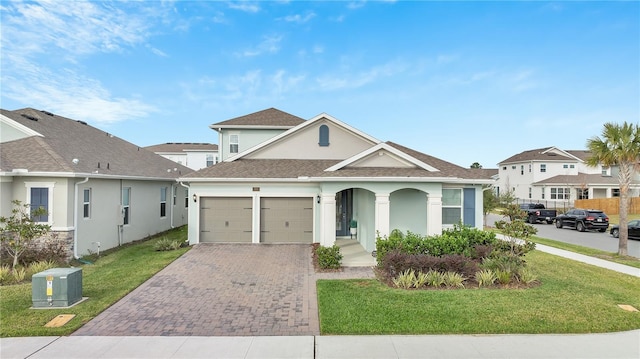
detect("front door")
(335, 189), (353, 236)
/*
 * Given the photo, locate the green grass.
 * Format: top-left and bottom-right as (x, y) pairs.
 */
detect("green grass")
(529, 235), (640, 269)
(0, 226), (189, 337)
(317, 251), (640, 335)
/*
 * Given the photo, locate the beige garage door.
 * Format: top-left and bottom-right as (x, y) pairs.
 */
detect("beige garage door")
(200, 197), (252, 243)
(260, 198), (313, 243)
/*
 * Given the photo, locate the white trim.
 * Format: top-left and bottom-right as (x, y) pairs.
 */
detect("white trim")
(225, 113), (381, 162)
(324, 143), (440, 172)
(181, 176), (494, 185)
(24, 181), (55, 225)
(541, 146), (584, 162)
(211, 125), (297, 130)
(1, 171), (181, 182)
(0, 114), (44, 138)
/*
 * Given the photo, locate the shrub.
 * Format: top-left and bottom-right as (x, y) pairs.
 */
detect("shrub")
(495, 270), (512, 285)
(316, 245), (342, 269)
(393, 269), (416, 289)
(26, 260), (58, 280)
(154, 237), (183, 252)
(12, 267), (26, 283)
(443, 271), (465, 288)
(0, 265), (11, 285)
(517, 268), (538, 285)
(424, 270), (445, 287)
(413, 271), (429, 288)
(475, 269), (497, 288)
(17, 237), (69, 266)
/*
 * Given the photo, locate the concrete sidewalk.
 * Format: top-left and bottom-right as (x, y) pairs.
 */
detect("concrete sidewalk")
(2, 331), (640, 359)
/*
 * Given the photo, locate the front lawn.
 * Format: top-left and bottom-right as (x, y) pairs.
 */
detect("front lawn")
(318, 250), (640, 334)
(530, 235), (640, 269)
(0, 227), (189, 337)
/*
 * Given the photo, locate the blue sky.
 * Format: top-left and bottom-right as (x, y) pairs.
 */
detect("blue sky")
(1, 1), (638, 169)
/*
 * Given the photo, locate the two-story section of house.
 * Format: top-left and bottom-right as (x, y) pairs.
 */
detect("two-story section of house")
(496, 146), (627, 207)
(145, 143), (219, 170)
(211, 108), (306, 162)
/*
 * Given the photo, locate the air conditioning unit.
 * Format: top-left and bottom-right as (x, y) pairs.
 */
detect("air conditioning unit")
(32, 268), (82, 308)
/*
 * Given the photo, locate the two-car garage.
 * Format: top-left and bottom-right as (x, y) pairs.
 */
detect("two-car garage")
(199, 197), (313, 244)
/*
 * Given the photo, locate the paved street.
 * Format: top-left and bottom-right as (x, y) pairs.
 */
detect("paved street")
(486, 213), (640, 258)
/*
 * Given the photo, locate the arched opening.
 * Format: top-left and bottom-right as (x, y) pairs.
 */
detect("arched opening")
(318, 124), (330, 146)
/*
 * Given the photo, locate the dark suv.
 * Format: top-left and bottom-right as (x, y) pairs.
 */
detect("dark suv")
(555, 209), (609, 232)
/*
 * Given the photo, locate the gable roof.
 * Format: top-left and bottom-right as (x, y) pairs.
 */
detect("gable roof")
(533, 173), (620, 186)
(226, 113), (380, 162)
(325, 142), (439, 172)
(499, 146), (584, 165)
(0, 108), (191, 179)
(145, 143), (218, 153)
(209, 108), (305, 129)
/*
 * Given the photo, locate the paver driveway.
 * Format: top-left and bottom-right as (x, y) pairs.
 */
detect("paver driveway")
(74, 244), (324, 336)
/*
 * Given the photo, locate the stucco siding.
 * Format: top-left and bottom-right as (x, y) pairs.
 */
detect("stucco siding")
(219, 129), (285, 161)
(245, 120), (374, 160)
(0, 177), (14, 217)
(390, 189), (428, 235)
(353, 188), (376, 252)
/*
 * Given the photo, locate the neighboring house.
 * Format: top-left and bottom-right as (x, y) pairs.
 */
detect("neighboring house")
(0, 108), (192, 259)
(496, 146), (639, 207)
(180, 109), (493, 253)
(145, 143), (219, 170)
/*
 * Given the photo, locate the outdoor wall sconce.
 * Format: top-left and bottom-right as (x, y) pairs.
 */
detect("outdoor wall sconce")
(193, 194), (197, 203)
(317, 195), (321, 204)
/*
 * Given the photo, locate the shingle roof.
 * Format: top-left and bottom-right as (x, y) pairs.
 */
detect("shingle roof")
(185, 142), (492, 181)
(533, 173), (619, 185)
(145, 143), (218, 152)
(498, 147), (580, 164)
(1, 108), (192, 178)
(209, 108), (305, 128)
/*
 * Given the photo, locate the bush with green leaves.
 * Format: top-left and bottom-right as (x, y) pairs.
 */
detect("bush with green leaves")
(393, 269), (416, 289)
(443, 271), (466, 288)
(424, 270), (445, 287)
(475, 269), (497, 287)
(517, 267), (538, 285)
(154, 237), (183, 251)
(0, 265), (11, 285)
(316, 244), (343, 269)
(0, 200), (51, 269)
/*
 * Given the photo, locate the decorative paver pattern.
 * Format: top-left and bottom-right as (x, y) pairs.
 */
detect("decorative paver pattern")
(73, 244), (373, 336)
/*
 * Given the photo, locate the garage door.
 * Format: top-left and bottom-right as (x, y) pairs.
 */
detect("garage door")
(260, 198), (313, 243)
(200, 197), (252, 243)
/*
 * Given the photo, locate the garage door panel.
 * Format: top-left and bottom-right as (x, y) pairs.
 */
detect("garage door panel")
(260, 198), (313, 243)
(200, 197), (252, 243)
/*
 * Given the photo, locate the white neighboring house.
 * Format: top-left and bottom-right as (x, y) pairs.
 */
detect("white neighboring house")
(0, 108), (192, 259)
(496, 146), (639, 207)
(145, 143), (219, 170)
(180, 109), (494, 253)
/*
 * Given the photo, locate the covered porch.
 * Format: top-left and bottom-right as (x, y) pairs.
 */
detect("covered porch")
(335, 238), (376, 267)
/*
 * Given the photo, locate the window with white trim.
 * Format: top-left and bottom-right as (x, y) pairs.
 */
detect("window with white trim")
(229, 134), (239, 154)
(319, 124), (330, 146)
(577, 188), (589, 200)
(184, 188), (189, 208)
(612, 188), (620, 197)
(550, 187), (570, 200)
(520, 165), (524, 175)
(160, 187), (167, 217)
(25, 182), (54, 224)
(206, 154), (214, 167)
(442, 188), (462, 225)
(122, 187), (131, 225)
(83, 188), (91, 219)
(528, 187), (532, 199)
(540, 164), (546, 173)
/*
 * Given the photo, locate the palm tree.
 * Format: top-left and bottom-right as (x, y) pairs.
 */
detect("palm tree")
(586, 122), (640, 256)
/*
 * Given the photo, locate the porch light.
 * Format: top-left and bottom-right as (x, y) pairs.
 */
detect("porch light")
(317, 195), (321, 204)
(193, 194), (197, 203)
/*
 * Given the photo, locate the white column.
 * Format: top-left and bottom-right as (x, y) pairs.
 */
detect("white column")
(320, 194), (336, 247)
(427, 194), (442, 236)
(375, 193), (390, 238)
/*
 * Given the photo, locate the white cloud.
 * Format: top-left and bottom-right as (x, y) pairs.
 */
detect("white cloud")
(280, 12), (316, 24)
(238, 35), (283, 57)
(316, 60), (407, 90)
(313, 45), (324, 54)
(147, 45), (169, 57)
(347, 1), (367, 10)
(227, 2), (260, 13)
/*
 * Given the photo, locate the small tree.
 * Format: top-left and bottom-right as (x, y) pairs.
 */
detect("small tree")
(494, 219), (537, 255)
(483, 189), (499, 226)
(0, 200), (51, 270)
(470, 162), (483, 169)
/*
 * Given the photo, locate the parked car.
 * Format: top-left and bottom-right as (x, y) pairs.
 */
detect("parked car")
(555, 209), (609, 232)
(610, 220), (640, 240)
(519, 203), (557, 224)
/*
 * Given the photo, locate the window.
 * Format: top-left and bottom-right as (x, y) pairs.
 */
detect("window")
(602, 167), (609, 176)
(442, 189), (462, 225)
(184, 188), (189, 208)
(578, 188), (589, 200)
(550, 187), (570, 200)
(520, 165), (524, 175)
(502, 166), (506, 170)
(160, 187), (167, 217)
(83, 188), (91, 219)
(541, 189), (545, 199)
(528, 164), (531, 173)
(528, 187), (532, 199)
(319, 124), (330, 146)
(122, 187), (131, 225)
(30, 188), (49, 222)
(229, 134), (239, 154)
(511, 165), (516, 170)
(173, 187), (177, 206)
(206, 154), (214, 167)
(540, 164), (546, 173)
(612, 189), (620, 197)
(563, 164), (568, 169)
(570, 164), (575, 169)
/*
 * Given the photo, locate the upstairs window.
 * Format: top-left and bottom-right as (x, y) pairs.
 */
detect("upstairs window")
(520, 165), (524, 175)
(206, 154), (214, 167)
(540, 164), (546, 173)
(319, 125), (330, 146)
(229, 134), (239, 154)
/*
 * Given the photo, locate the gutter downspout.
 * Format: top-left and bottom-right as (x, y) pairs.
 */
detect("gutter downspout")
(73, 177), (89, 259)
(169, 183), (175, 229)
(179, 181), (190, 228)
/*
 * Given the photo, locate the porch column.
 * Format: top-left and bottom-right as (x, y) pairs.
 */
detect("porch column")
(320, 193), (336, 247)
(375, 193), (390, 238)
(427, 194), (442, 236)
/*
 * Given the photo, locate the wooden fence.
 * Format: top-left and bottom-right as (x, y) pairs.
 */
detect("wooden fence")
(574, 198), (640, 215)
